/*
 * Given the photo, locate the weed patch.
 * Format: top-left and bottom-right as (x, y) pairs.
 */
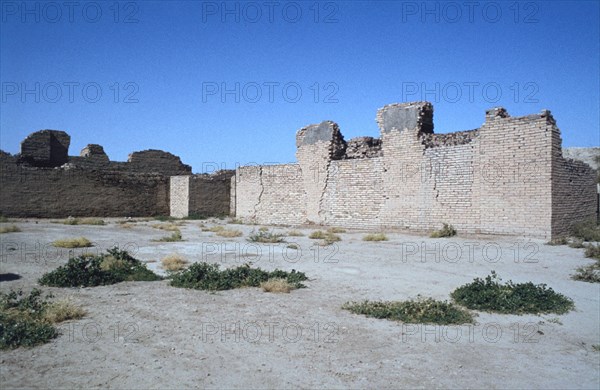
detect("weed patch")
(170, 263), (307, 291)
(342, 297), (474, 325)
(248, 230), (285, 243)
(430, 223), (456, 238)
(260, 278), (296, 293)
(154, 230), (183, 242)
(0, 289), (85, 349)
(451, 271), (574, 315)
(39, 248), (161, 287)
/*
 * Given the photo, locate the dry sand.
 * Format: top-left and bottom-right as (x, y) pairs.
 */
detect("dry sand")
(0, 219), (599, 389)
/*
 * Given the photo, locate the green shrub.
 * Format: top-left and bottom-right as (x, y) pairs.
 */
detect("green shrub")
(170, 262), (307, 291)
(0, 225), (21, 234)
(0, 214), (8, 222)
(430, 223), (456, 238)
(450, 271), (574, 315)
(571, 220), (600, 242)
(52, 237), (93, 248)
(363, 233), (388, 241)
(342, 297), (474, 325)
(39, 248), (161, 287)
(0, 289), (85, 349)
(248, 230), (286, 243)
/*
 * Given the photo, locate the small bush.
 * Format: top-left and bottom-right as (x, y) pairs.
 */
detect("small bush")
(0, 289), (85, 349)
(585, 243), (600, 260)
(0, 225), (21, 234)
(287, 244), (299, 250)
(216, 229), (243, 238)
(207, 226), (225, 232)
(547, 237), (568, 246)
(161, 254), (189, 272)
(39, 248), (161, 287)
(451, 271), (575, 315)
(572, 262), (600, 283)
(52, 237), (93, 248)
(327, 227), (346, 233)
(342, 297), (474, 325)
(0, 214), (8, 222)
(287, 230), (304, 237)
(155, 215), (177, 222)
(568, 239), (585, 249)
(309, 230), (327, 239)
(62, 218), (105, 225)
(363, 233), (388, 242)
(260, 278), (296, 293)
(430, 223), (456, 238)
(309, 230), (340, 245)
(154, 230), (183, 242)
(571, 220), (600, 242)
(170, 263), (308, 291)
(248, 230), (285, 243)
(151, 223), (181, 231)
(228, 218), (244, 224)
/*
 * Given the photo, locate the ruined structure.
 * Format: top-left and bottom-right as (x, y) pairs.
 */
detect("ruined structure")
(0, 130), (233, 218)
(233, 102), (598, 239)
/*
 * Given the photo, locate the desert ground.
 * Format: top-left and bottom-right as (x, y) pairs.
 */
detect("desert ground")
(0, 219), (599, 389)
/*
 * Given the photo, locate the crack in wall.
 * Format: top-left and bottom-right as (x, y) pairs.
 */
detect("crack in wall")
(253, 166), (264, 220)
(317, 157), (333, 223)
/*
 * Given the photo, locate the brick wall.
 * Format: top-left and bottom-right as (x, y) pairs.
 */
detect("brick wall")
(233, 102), (597, 239)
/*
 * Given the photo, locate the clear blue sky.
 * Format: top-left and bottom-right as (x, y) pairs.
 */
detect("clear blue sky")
(1, 0), (599, 173)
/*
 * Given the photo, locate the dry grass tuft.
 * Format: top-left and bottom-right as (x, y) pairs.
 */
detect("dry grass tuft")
(161, 254), (189, 272)
(363, 233), (388, 242)
(216, 229), (243, 238)
(260, 278), (295, 293)
(52, 237), (93, 248)
(327, 227), (346, 233)
(287, 230), (304, 237)
(0, 225), (21, 234)
(43, 299), (87, 323)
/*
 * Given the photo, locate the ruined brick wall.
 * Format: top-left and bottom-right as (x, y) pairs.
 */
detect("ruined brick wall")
(234, 164), (306, 225)
(169, 171), (235, 218)
(0, 158), (170, 218)
(1, 130), (192, 218)
(234, 102), (597, 239)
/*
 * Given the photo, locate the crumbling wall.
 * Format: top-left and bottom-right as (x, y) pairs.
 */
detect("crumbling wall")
(234, 101), (597, 239)
(1, 130), (192, 218)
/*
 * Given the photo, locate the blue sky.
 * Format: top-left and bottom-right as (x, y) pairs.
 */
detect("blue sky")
(1, 0), (599, 173)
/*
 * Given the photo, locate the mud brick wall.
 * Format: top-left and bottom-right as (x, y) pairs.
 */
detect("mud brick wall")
(1, 130), (193, 218)
(0, 158), (169, 218)
(234, 164), (306, 225)
(233, 101), (598, 239)
(169, 171), (235, 218)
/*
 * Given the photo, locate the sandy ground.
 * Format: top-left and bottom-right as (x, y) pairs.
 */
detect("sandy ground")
(0, 219), (598, 389)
